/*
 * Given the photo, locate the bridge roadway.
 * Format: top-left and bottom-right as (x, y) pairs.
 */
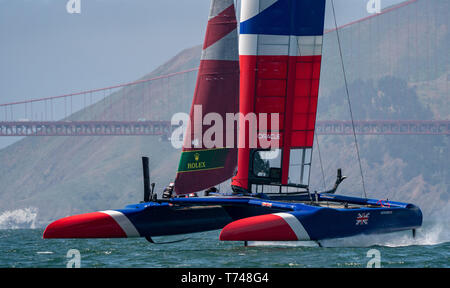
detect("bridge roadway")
(0, 120), (448, 137)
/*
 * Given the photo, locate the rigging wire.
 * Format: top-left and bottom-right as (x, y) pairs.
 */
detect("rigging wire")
(314, 133), (327, 190)
(330, 0), (368, 199)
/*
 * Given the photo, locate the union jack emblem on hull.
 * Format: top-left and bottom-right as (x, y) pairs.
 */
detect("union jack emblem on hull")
(356, 213), (370, 225)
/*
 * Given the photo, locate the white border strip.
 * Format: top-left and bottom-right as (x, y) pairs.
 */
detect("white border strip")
(239, 34), (323, 56)
(101, 210), (140, 237)
(275, 212), (310, 240)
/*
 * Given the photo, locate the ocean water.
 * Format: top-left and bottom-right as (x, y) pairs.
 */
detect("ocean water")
(0, 223), (448, 268)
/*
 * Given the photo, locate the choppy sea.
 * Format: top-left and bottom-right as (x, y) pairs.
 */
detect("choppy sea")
(0, 222), (448, 268)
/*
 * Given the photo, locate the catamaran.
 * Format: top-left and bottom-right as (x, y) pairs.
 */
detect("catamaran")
(43, 0), (422, 244)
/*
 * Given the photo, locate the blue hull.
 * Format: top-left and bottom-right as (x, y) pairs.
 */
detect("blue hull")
(43, 193), (422, 241)
(44, 194), (422, 241)
(124, 194), (422, 240)
(118, 201), (285, 237)
(286, 203), (422, 240)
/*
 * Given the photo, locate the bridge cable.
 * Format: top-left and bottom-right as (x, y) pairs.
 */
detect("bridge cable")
(331, 0), (368, 199)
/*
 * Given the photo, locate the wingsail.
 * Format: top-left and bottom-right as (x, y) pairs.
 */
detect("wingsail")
(231, 0), (326, 193)
(174, 0), (239, 194)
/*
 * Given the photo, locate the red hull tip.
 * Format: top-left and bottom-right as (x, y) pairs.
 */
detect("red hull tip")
(219, 214), (299, 242)
(43, 211), (127, 239)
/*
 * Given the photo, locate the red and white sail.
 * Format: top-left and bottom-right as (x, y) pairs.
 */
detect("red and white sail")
(174, 0), (239, 194)
(231, 0), (327, 192)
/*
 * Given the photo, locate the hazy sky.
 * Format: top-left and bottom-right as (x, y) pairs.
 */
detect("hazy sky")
(0, 0), (405, 149)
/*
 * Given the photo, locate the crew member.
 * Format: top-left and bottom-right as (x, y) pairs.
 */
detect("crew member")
(204, 187), (218, 196)
(162, 182), (175, 199)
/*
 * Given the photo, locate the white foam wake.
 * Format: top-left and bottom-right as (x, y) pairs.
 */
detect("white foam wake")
(248, 222), (449, 248)
(322, 222), (449, 248)
(0, 207), (38, 229)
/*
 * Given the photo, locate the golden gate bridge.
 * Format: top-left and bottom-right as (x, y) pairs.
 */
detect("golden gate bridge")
(0, 65), (447, 137)
(0, 120), (448, 137)
(0, 0), (448, 138)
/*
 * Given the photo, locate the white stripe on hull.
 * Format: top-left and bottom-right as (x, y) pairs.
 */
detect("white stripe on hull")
(101, 210), (140, 238)
(275, 212), (310, 240)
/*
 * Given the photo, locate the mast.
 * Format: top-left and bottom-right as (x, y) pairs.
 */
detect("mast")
(174, 0), (239, 195)
(231, 0), (327, 193)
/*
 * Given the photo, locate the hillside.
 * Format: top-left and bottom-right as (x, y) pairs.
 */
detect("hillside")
(0, 46), (201, 226)
(0, 0), (448, 227)
(312, 0), (449, 219)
